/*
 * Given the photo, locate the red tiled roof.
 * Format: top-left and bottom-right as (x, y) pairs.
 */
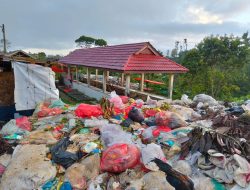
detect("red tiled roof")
(59, 42), (188, 73)
(125, 54), (188, 72)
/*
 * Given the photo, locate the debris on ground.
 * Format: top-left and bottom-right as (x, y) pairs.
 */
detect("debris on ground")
(0, 91), (249, 190)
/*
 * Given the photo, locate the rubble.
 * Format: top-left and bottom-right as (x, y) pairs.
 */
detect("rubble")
(0, 91), (249, 189)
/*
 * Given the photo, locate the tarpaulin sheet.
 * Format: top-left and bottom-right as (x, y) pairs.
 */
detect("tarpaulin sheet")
(13, 62), (59, 111)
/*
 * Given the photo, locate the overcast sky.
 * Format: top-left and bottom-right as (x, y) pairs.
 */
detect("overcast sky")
(0, 0), (249, 55)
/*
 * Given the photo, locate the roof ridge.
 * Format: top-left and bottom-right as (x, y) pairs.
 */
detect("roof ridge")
(123, 55), (133, 71)
(74, 42), (149, 51)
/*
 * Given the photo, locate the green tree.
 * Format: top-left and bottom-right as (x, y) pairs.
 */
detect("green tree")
(75, 35), (107, 48)
(95, 39), (107, 47)
(174, 33), (250, 100)
(37, 52), (46, 61)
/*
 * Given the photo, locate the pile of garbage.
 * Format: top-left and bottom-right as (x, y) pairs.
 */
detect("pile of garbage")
(0, 92), (250, 190)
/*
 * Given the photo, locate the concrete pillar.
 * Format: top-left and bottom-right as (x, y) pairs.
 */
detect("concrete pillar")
(125, 74), (130, 96)
(168, 74), (174, 99)
(87, 67), (90, 86)
(121, 73), (124, 87)
(95, 69), (98, 80)
(140, 73), (145, 92)
(103, 70), (107, 93)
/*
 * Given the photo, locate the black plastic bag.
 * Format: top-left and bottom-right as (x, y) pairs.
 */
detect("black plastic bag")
(50, 137), (84, 169)
(145, 117), (156, 126)
(128, 107), (144, 123)
(121, 118), (133, 128)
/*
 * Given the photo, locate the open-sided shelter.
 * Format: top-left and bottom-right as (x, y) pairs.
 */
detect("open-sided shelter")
(59, 42), (188, 99)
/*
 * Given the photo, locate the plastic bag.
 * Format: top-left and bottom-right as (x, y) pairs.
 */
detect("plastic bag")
(60, 182), (72, 190)
(0, 119), (28, 136)
(65, 154), (100, 189)
(120, 96), (129, 104)
(100, 143), (140, 173)
(109, 91), (124, 109)
(155, 111), (186, 129)
(143, 171), (175, 190)
(128, 107), (144, 123)
(146, 96), (157, 106)
(181, 94), (193, 105)
(50, 137), (84, 169)
(16, 116), (32, 131)
(38, 107), (63, 118)
(141, 143), (166, 169)
(100, 124), (133, 147)
(49, 99), (65, 108)
(135, 99), (144, 108)
(144, 109), (159, 117)
(75, 104), (103, 118)
(193, 94), (218, 106)
(145, 117), (156, 126)
(84, 119), (109, 128)
(142, 127), (156, 143)
(120, 118), (133, 128)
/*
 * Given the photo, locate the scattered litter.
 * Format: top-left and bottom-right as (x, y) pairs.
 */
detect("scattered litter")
(0, 92), (249, 189)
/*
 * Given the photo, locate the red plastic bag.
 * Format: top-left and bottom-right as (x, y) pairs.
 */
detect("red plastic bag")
(75, 104), (103, 118)
(120, 96), (129, 104)
(16, 116), (32, 131)
(155, 111), (186, 129)
(37, 107), (63, 118)
(101, 143), (140, 173)
(144, 109), (159, 117)
(114, 107), (123, 115)
(152, 126), (171, 137)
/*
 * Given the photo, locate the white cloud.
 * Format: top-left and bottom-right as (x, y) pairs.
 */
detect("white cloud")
(187, 6), (223, 24)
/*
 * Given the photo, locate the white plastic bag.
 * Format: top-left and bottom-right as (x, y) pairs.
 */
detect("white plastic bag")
(109, 91), (124, 109)
(100, 124), (133, 147)
(141, 143), (166, 170)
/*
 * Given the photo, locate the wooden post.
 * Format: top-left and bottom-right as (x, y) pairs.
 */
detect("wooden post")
(121, 73), (124, 87)
(75, 66), (78, 81)
(125, 74), (130, 96)
(67, 65), (70, 78)
(95, 69), (98, 80)
(87, 67), (90, 86)
(140, 73), (145, 92)
(103, 70), (107, 93)
(107, 71), (109, 81)
(168, 74), (174, 99)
